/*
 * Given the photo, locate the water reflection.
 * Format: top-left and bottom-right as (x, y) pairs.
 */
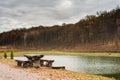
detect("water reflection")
(42, 55), (120, 74)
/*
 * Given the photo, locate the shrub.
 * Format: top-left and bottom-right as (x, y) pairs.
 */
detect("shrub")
(10, 50), (14, 59)
(3, 52), (7, 59)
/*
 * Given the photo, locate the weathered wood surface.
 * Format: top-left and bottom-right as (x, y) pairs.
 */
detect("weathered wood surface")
(32, 60), (41, 68)
(15, 59), (33, 68)
(24, 54), (44, 61)
(40, 59), (54, 67)
(52, 66), (65, 69)
(15, 54), (65, 69)
(16, 54), (54, 68)
(23, 54), (44, 68)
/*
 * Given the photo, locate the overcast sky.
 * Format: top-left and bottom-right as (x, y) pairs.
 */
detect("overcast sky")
(0, 0), (119, 33)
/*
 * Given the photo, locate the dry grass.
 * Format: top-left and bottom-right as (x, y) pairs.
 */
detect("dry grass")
(27, 68), (115, 80)
(0, 59), (16, 66)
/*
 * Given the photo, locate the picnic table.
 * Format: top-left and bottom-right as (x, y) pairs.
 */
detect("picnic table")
(15, 54), (54, 68)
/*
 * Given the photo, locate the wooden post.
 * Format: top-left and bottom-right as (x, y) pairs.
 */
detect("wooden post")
(17, 61), (22, 66)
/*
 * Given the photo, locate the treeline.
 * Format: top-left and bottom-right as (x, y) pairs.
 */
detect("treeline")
(0, 8), (120, 51)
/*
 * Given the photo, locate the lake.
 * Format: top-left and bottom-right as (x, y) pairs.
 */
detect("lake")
(14, 55), (120, 79)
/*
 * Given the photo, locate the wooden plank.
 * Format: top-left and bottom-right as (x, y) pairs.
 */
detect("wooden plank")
(23, 61), (33, 68)
(24, 54), (44, 61)
(24, 54), (44, 58)
(15, 59), (33, 68)
(52, 66), (65, 69)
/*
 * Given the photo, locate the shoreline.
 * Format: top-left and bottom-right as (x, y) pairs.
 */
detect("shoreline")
(0, 59), (115, 80)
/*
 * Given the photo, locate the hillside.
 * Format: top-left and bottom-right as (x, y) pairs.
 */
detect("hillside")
(0, 8), (120, 52)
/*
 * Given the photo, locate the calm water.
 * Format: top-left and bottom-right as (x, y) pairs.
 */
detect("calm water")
(14, 55), (120, 79)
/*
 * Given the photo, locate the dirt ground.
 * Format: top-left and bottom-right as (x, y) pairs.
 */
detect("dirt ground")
(0, 63), (49, 80)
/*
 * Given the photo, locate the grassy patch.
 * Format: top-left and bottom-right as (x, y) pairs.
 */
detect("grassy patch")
(103, 73), (120, 80)
(0, 50), (120, 57)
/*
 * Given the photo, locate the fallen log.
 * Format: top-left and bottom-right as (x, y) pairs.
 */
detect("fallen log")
(52, 66), (65, 69)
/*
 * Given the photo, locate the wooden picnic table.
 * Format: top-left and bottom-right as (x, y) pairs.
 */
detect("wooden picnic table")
(15, 54), (54, 68)
(24, 54), (44, 68)
(15, 54), (65, 69)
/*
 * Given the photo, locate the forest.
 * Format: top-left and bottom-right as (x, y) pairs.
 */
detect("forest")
(0, 8), (120, 52)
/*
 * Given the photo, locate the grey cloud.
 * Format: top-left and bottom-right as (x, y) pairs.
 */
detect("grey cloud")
(0, 0), (119, 33)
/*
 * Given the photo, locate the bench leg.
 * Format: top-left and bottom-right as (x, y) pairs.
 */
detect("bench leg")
(17, 61), (22, 66)
(29, 62), (33, 67)
(23, 62), (29, 68)
(23, 62), (33, 68)
(40, 60), (44, 67)
(47, 62), (53, 67)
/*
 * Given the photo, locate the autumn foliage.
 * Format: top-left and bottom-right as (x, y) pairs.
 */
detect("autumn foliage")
(0, 8), (120, 52)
